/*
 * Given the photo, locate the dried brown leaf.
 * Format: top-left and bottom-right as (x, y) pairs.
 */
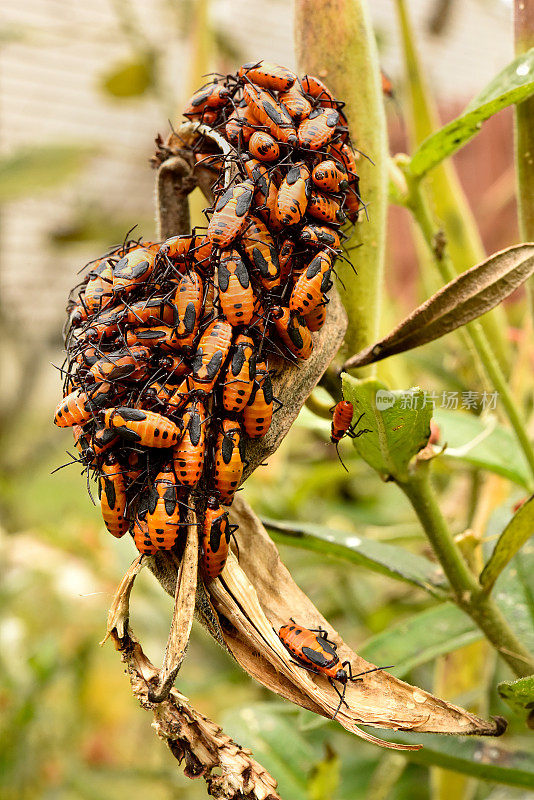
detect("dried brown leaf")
(344, 244), (534, 370)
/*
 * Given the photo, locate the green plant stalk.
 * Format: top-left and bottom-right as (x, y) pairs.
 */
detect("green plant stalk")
(294, 0), (387, 367)
(305, 393), (333, 420)
(395, 0), (510, 373)
(397, 465), (534, 677)
(405, 172), (534, 483)
(514, 0), (534, 320)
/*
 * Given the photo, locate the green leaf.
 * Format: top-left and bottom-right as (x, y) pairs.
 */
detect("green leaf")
(342, 376), (432, 481)
(222, 704), (317, 800)
(495, 545), (534, 654)
(0, 144), (97, 203)
(342, 245), (534, 370)
(480, 496), (534, 591)
(99, 55), (155, 98)
(498, 675), (534, 716)
(368, 732), (534, 789)
(433, 408), (532, 489)
(262, 518), (448, 597)
(409, 48), (534, 178)
(307, 747), (341, 800)
(358, 604), (481, 677)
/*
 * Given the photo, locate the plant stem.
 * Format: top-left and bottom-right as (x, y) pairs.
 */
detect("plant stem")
(305, 393), (333, 420)
(294, 0), (387, 367)
(398, 466), (534, 677)
(404, 171), (534, 484)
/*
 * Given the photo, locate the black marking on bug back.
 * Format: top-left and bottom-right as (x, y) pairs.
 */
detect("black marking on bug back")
(110, 364), (137, 380)
(316, 635), (338, 659)
(221, 433), (234, 464)
(117, 407), (147, 422)
(320, 268), (333, 293)
(231, 346), (245, 376)
(262, 98), (284, 126)
(116, 256), (150, 280)
(235, 258), (250, 288)
(288, 320), (304, 350)
(182, 302), (197, 333)
(191, 85), (213, 107)
(218, 261), (230, 292)
(252, 246), (269, 277)
(189, 411), (202, 446)
(235, 186), (253, 217)
(104, 478), (116, 509)
(306, 254), (324, 279)
(326, 109), (340, 127)
(215, 186), (234, 212)
(192, 348), (204, 373)
(286, 164), (301, 186)
(138, 328), (167, 342)
(147, 486), (159, 515)
(163, 485), (177, 516)
(210, 516), (225, 551)
(205, 350), (223, 380)
(301, 646), (331, 669)
(114, 425), (141, 443)
(263, 373), (274, 403)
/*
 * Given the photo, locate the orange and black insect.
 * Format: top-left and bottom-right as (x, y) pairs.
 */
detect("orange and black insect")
(300, 74), (337, 106)
(278, 238), (295, 283)
(173, 270), (204, 349)
(99, 453), (128, 538)
(183, 81), (231, 118)
(343, 185), (361, 223)
(242, 157), (281, 231)
(239, 216), (280, 288)
(242, 361), (273, 439)
(201, 496), (238, 580)
(330, 401), (370, 470)
(103, 407), (183, 448)
(329, 142), (359, 181)
(248, 130), (280, 162)
(190, 319), (233, 393)
(225, 100), (258, 146)
(275, 162), (311, 227)
(311, 160), (349, 193)
(84, 258), (113, 314)
(217, 248), (254, 326)
(279, 84), (312, 122)
(308, 191), (345, 225)
(289, 250), (333, 316)
(271, 306), (314, 360)
(89, 346), (150, 383)
(278, 620), (387, 718)
(222, 334), (256, 414)
(239, 61), (296, 92)
(300, 224), (341, 250)
(172, 399), (206, 488)
(146, 462), (184, 550)
(303, 303), (326, 332)
(297, 107), (340, 150)
(124, 297), (177, 327)
(207, 180), (255, 248)
(213, 419), (244, 504)
(157, 354), (190, 382)
(54, 390), (94, 428)
(112, 247), (157, 295)
(132, 499), (157, 555)
(125, 325), (181, 351)
(243, 84), (298, 146)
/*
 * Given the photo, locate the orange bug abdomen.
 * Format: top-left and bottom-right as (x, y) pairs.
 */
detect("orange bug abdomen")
(190, 319), (233, 393)
(308, 191), (345, 225)
(312, 160), (349, 193)
(207, 181), (255, 248)
(243, 84), (297, 146)
(217, 249), (254, 327)
(242, 361), (273, 439)
(289, 250), (333, 316)
(54, 390), (93, 428)
(99, 454), (128, 538)
(213, 419), (243, 503)
(103, 407), (183, 448)
(271, 306), (314, 359)
(297, 108), (340, 150)
(248, 131), (280, 162)
(222, 334), (256, 414)
(201, 497), (233, 580)
(330, 400), (354, 444)
(172, 400), (206, 488)
(275, 163), (311, 227)
(146, 464), (183, 550)
(239, 61), (296, 92)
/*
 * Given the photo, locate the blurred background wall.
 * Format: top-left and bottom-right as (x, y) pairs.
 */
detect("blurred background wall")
(0, 2), (522, 799)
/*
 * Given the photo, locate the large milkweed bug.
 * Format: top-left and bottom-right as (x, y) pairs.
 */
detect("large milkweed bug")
(112, 247), (157, 294)
(217, 248), (254, 326)
(300, 224), (342, 250)
(173, 270), (204, 349)
(190, 319), (233, 393)
(242, 157), (281, 231)
(248, 130), (280, 162)
(243, 84), (298, 147)
(207, 180), (255, 248)
(132, 500), (157, 555)
(239, 216), (280, 288)
(239, 61), (296, 92)
(103, 407), (183, 448)
(89, 346), (150, 383)
(84, 258), (113, 314)
(221, 334), (256, 414)
(271, 306), (314, 360)
(311, 160), (349, 193)
(200, 496), (239, 580)
(297, 108), (340, 150)
(278, 619), (389, 718)
(279, 84), (312, 122)
(242, 360), (274, 438)
(289, 250), (333, 316)
(146, 462), (185, 550)
(225, 101), (258, 146)
(330, 400), (371, 470)
(172, 399), (206, 488)
(54, 390), (94, 428)
(213, 419), (244, 503)
(99, 453), (128, 538)
(303, 303), (327, 332)
(308, 191), (346, 225)
(275, 162), (311, 227)
(183, 81), (231, 118)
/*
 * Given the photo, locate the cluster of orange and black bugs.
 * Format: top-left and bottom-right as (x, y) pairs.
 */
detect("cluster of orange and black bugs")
(54, 60), (362, 587)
